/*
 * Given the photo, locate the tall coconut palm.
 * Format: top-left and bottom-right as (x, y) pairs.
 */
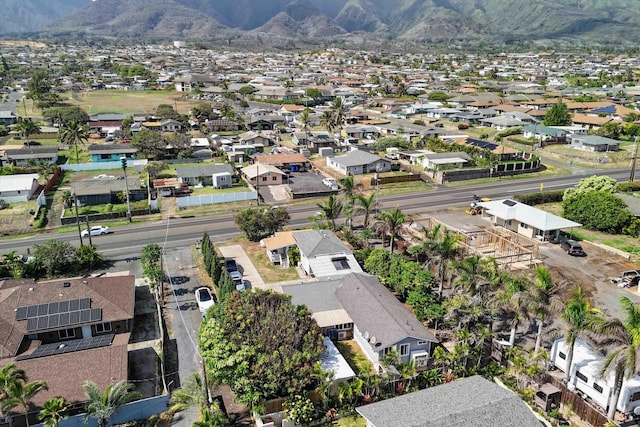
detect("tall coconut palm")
(0, 364), (26, 402)
(417, 225), (461, 298)
(299, 108), (311, 136)
(330, 97), (345, 128)
(83, 380), (141, 427)
(375, 207), (406, 253)
(10, 380), (48, 427)
(169, 372), (207, 414)
(39, 397), (69, 427)
(338, 175), (356, 204)
(13, 118), (40, 140)
(316, 194), (343, 231)
(354, 193), (376, 228)
(589, 296), (640, 420)
(320, 110), (334, 133)
(451, 255), (496, 297)
(560, 286), (601, 384)
(61, 120), (89, 163)
(531, 265), (564, 354)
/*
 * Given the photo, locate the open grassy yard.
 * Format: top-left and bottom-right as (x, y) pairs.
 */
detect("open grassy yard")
(537, 202), (640, 257)
(0, 201), (38, 235)
(334, 340), (376, 375)
(60, 90), (198, 116)
(64, 199), (148, 217)
(333, 415), (366, 427)
(190, 183), (250, 196)
(220, 238), (300, 283)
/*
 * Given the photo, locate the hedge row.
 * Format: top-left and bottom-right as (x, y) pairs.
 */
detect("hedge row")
(513, 190), (565, 205)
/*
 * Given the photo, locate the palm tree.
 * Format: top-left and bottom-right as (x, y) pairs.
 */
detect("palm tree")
(316, 194), (343, 231)
(10, 380), (48, 427)
(417, 225), (460, 298)
(83, 380), (141, 427)
(61, 120), (89, 163)
(39, 398), (69, 427)
(0, 364), (26, 402)
(330, 97), (345, 129)
(560, 286), (601, 384)
(338, 175), (356, 204)
(531, 265), (563, 354)
(299, 108), (311, 136)
(354, 193), (376, 228)
(320, 110), (334, 133)
(2, 251), (24, 278)
(451, 255), (495, 297)
(13, 118), (40, 140)
(589, 296), (640, 420)
(376, 207), (407, 253)
(169, 372), (207, 414)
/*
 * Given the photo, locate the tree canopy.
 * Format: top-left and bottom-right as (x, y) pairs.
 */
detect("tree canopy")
(131, 129), (165, 159)
(563, 191), (634, 234)
(543, 102), (572, 126)
(563, 175), (618, 201)
(234, 207), (290, 241)
(199, 290), (324, 406)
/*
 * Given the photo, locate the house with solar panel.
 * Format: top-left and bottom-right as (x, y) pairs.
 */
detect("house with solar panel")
(477, 198), (582, 241)
(0, 275), (135, 413)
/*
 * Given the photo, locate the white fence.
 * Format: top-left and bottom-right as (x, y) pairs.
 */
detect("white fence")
(176, 191), (257, 208)
(60, 159), (148, 171)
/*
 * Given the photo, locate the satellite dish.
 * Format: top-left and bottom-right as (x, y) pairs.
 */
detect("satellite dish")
(370, 336), (377, 345)
(633, 406), (640, 416)
(363, 331), (370, 341)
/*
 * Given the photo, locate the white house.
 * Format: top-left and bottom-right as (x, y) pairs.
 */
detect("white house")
(326, 150), (391, 176)
(0, 174), (40, 203)
(294, 229), (362, 277)
(478, 199), (582, 241)
(550, 338), (640, 415)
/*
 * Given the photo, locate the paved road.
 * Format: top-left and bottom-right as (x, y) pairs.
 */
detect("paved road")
(0, 168), (632, 257)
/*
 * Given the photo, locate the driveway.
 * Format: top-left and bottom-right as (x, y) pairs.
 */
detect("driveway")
(218, 245), (266, 290)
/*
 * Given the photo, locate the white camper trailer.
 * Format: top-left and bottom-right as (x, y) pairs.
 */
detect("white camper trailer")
(550, 338), (640, 414)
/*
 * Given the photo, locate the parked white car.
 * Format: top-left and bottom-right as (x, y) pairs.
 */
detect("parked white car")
(195, 287), (216, 317)
(81, 225), (110, 237)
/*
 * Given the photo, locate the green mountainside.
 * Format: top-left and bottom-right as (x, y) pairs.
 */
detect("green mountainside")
(2, 0), (639, 47)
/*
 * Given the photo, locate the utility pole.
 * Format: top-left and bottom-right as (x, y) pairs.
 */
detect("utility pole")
(121, 157), (132, 222)
(256, 163), (260, 206)
(85, 214), (93, 247)
(73, 191), (83, 246)
(630, 136), (639, 182)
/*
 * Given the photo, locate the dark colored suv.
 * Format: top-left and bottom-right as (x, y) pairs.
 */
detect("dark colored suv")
(224, 259), (238, 273)
(561, 240), (586, 256)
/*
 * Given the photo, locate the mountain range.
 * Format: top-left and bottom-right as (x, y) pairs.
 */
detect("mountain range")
(2, 0), (640, 48)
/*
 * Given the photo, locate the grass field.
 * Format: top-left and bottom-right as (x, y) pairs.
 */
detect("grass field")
(51, 90), (198, 116)
(334, 415), (366, 427)
(0, 201), (38, 235)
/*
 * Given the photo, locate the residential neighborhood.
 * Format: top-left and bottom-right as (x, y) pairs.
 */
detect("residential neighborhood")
(1, 39), (640, 427)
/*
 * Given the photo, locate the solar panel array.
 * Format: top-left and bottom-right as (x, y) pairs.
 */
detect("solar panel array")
(16, 334), (114, 361)
(15, 298), (102, 333)
(465, 138), (500, 151)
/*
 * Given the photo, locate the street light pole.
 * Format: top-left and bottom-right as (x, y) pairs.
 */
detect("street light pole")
(121, 157), (132, 222)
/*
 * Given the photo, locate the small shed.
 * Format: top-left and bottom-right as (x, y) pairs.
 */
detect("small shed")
(535, 383), (561, 412)
(212, 172), (232, 189)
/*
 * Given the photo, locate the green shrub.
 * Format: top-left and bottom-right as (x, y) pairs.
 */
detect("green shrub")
(513, 190), (564, 205)
(33, 208), (48, 229)
(618, 181), (640, 193)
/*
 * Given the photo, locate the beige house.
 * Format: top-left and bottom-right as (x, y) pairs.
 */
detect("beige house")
(241, 163), (285, 187)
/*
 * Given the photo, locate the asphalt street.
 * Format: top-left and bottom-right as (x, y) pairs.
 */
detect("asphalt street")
(0, 167), (632, 257)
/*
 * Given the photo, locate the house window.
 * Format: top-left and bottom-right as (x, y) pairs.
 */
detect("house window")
(100, 154), (111, 160)
(58, 328), (76, 340)
(593, 383), (603, 393)
(399, 344), (410, 357)
(630, 392), (640, 402)
(95, 323), (112, 334)
(337, 323), (353, 330)
(332, 257), (350, 270)
(576, 371), (588, 383)
(272, 176), (277, 181)
(559, 351), (566, 360)
(417, 340), (428, 346)
(382, 346), (396, 356)
(262, 177), (267, 182)
(521, 223), (529, 229)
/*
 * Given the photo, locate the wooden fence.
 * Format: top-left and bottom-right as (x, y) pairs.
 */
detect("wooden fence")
(536, 373), (610, 427)
(371, 173), (423, 185)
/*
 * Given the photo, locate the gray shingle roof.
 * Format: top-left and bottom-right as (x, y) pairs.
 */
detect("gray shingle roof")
(294, 230), (353, 258)
(335, 273), (436, 349)
(282, 278), (343, 313)
(356, 376), (542, 427)
(329, 150), (386, 167)
(175, 164), (234, 178)
(88, 144), (137, 154)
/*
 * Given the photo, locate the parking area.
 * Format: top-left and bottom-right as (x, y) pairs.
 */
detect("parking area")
(261, 170), (335, 202)
(218, 245), (266, 290)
